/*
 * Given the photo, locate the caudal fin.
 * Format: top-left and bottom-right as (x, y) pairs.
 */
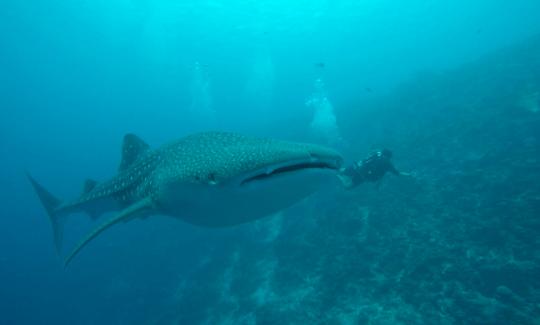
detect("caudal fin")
(26, 173), (64, 253)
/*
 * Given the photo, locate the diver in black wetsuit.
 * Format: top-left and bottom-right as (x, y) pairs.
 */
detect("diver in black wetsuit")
(337, 149), (411, 189)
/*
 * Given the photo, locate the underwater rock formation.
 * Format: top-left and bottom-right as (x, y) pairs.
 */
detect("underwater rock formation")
(152, 35), (540, 324)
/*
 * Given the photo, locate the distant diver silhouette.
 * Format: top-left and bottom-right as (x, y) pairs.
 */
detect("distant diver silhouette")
(338, 149), (411, 189)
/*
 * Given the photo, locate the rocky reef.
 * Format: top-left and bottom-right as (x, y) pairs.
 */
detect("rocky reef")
(151, 35), (540, 324)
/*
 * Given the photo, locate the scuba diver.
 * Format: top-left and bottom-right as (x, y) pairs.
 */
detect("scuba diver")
(337, 149), (412, 189)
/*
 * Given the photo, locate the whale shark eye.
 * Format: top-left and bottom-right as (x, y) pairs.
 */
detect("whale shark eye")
(207, 172), (218, 185)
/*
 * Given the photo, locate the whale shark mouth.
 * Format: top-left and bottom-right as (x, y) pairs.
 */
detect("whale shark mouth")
(240, 159), (339, 186)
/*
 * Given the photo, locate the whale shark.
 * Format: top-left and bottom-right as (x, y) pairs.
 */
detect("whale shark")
(27, 132), (343, 266)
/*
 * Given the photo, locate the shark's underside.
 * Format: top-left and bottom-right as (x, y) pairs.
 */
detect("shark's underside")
(28, 132), (343, 266)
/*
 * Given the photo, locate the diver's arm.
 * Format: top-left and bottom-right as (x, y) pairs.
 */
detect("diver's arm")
(388, 163), (400, 176)
(389, 162), (413, 177)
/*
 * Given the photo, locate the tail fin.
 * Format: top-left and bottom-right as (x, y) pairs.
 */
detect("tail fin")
(26, 173), (64, 253)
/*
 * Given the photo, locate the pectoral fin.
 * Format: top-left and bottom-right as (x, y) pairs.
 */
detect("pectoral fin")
(64, 197), (154, 267)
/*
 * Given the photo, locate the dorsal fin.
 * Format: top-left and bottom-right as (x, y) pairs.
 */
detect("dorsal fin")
(119, 133), (150, 171)
(82, 179), (98, 195)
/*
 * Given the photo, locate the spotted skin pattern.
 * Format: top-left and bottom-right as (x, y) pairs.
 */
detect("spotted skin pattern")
(31, 131), (343, 265)
(61, 132), (341, 216)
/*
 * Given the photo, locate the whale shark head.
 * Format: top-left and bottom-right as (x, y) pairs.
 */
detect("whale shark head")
(155, 132), (343, 226)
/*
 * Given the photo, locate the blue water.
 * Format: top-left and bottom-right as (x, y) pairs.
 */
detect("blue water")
(2, 1), (540, 324)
